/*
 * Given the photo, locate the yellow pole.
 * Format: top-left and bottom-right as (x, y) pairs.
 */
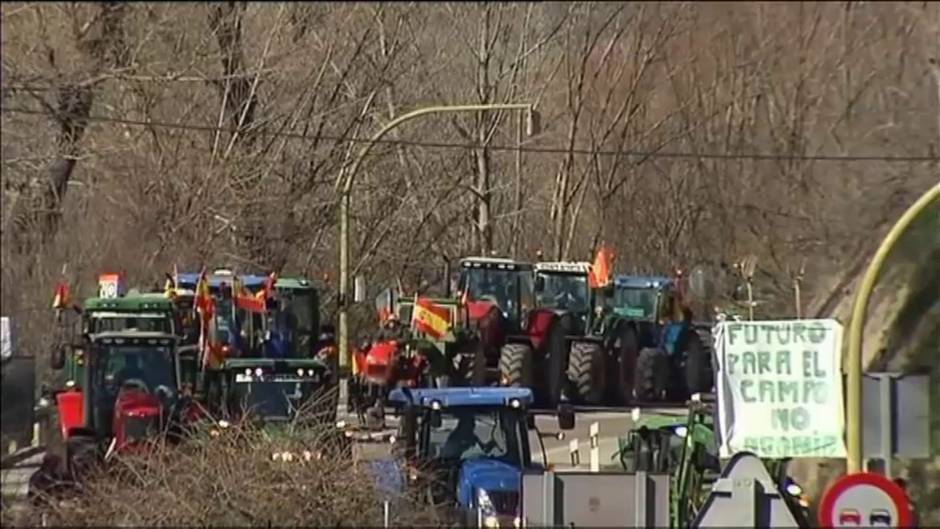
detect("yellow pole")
(845, 182), (939, 473)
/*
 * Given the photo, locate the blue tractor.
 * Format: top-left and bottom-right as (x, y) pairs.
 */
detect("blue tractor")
(382, 387), (574, 527)
(598, 275), (714, 402)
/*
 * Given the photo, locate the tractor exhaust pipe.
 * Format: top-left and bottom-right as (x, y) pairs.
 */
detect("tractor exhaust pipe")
(443, 260), (452, 298)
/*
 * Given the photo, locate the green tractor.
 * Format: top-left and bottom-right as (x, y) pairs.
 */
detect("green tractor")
(599, 274), (714, 402)
(615, 396), (811, 527)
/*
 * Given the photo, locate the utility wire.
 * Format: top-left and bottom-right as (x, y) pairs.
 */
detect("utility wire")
(2, 105), (938, 163)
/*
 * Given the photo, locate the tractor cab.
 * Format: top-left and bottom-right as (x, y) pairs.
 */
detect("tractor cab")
(532, 262), (592, 327)
(611, 275), (688, 353)
(210, 357), (331, 424)
(388, 387), (574, 528)
(456, 257), (535, 330)
(53, 331), (181, 473)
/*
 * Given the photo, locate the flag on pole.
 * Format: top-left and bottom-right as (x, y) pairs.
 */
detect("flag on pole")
(411, 296), (452, 340)
(52, 282), (70, 309)
(588, 245), (615, 289)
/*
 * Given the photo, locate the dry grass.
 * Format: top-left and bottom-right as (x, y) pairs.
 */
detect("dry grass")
(7, 406), (450, 528)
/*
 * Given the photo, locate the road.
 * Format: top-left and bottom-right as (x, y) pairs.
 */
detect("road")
(351, 405), (687, 470)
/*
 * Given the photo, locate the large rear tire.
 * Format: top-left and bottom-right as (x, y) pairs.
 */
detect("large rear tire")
(634, 347), (669, 401)
(684, 329), (713, 396)
(615, 325), (640, 405)
(567, 340), (606, 405)
(499, 343), (534, 389)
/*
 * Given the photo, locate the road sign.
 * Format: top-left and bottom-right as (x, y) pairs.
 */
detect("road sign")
(692, 452), (802, 528)
(818, 472), (913, 528)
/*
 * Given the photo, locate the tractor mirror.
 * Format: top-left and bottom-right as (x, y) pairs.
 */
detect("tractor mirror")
(557, 403), (575, 430)
(526, 414), (536, 429)
(429, 409), (443, 429)
(534, 275), (545, 293)
(50, 345), (66, 370)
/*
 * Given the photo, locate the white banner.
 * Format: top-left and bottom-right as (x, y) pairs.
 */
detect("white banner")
(715, 319), (847, 459)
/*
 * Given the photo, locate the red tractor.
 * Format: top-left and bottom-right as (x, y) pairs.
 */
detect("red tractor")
(50, 330), (187, 477)
(456, 257), (579, 407)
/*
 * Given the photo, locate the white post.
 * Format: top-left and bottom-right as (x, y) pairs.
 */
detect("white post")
(569, 438), (580, 466)
(32, 422), (40, 447)
(383, 500), (390, 528)
(477, 506), (483, 528)
(589, 422), (600, 472)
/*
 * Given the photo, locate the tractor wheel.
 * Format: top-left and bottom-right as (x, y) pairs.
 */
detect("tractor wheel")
(684, 329), (714, 396)
(634, 348), (669, 402)
(614, 325), (640, 405)
(66, 436), (99, 481)
(499, 343), (534, 389)
(543, 317), (571, 407)
(456, 341), (488, 387)
(567, 340), (606, 405)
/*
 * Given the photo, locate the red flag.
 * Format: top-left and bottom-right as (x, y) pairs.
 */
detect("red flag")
(411, 297), (451, 340)
(52, 282), (70, 309)
(235, 294), (267, 313)
(588, 246), (615, 289)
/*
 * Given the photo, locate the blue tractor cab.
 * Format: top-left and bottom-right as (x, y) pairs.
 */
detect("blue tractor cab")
(386, 387), (574, 527)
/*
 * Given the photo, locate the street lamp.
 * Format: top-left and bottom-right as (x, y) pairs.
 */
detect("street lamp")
(844, 182), (938, 473)
(335, 103), (540, 414)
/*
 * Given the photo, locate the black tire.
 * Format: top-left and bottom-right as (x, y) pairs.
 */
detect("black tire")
(634, 347), (669, 401)
(615, 324), (640, 405)
(455, 341), (487, 386)
(684, 329), (713, 396)
(499, 343), (534, 389)
(66, 436), (99, 481)
(567, 340), (606, 405)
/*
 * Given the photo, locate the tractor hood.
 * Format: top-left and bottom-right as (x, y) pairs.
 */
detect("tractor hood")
(457, 458), (520, 508)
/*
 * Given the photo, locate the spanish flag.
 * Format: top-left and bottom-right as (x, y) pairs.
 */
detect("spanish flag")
(194, 270), (212, 314)
(411, 296), (451, 340)
(52, 282), (70, 309)
(588, 245), (615, 289)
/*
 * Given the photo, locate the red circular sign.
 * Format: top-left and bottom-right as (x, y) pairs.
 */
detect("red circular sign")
(818, 472), (913, 528)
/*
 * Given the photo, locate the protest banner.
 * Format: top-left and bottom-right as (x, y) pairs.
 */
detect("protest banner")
(714, 319), (847, 458)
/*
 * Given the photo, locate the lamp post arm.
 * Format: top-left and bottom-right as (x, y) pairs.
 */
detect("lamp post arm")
(845, 182), (939, 473)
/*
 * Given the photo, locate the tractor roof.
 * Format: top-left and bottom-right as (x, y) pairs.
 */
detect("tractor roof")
(88, 330), (178, 344)
(176, 272), (315, 291)
(613, 275), (673, 289)
(84, 295), (175, 311)
(273, 276), (315, 290)
(222, 357), (326, 371)
(177, 272), (267, 289)
(388, 387), (533, 408)
(459, 257), (534, 271)
(534, 261), (591, 274)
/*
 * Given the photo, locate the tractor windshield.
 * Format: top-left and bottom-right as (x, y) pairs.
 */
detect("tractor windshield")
(228, 372), (320, 421)
(423, 407), (527, 467)
(96, 344), (177, 397)
(613, 288), (658, 320)
(535, 272), (590, 313)
(459, 268), (534, 321)
(88, 312), (173, 334)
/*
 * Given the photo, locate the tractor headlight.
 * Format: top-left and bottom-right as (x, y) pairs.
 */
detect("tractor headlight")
(509, 398), (521, 409)
(254, 368), (263, 377)
(307, 369), (314, 377)
(477, 488), (497, 516)
(430, 400), (442, 411)
(297, 368), (305, 376)
(673, 425), (688, 438)
(785, 482), (803, 497)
